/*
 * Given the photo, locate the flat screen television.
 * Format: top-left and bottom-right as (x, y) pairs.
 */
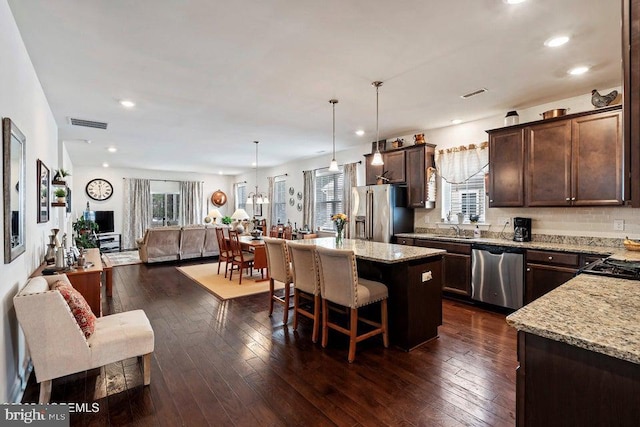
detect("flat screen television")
(94, 210), (115, 233)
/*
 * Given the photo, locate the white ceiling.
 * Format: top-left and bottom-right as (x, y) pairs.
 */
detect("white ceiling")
(8, 0), (622, 175)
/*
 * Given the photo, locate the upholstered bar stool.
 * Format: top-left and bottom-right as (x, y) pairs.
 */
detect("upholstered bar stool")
(315, 246), (389, 363)
(287, 241), (321, 342)
(263, 237), (294, 325)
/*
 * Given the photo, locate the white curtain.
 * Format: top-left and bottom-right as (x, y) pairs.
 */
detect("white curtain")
(302, 170), (315, 231)
(435, 142), (489, 184)
(179, 181), (204, 225)
(267, 176), (275, 228)
(342, 162), (358, 238)
(122, 178), (151, 250)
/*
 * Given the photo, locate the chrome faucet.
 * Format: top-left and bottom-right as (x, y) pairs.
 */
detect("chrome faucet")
(450, 225), (461, 237)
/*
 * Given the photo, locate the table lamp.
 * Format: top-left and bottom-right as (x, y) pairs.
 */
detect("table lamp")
(206, 209), (222, 224)
(231, 209), (250, 234)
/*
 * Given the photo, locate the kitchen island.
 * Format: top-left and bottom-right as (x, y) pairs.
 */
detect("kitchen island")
(299, 238), (446, 351)
(506, 273), (640, 426)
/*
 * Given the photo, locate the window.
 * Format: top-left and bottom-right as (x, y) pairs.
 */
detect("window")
(272, 179), (286, 224)
(151, 180), (180, 227)
(236, 183), (247, 211)
(314, 168), (344, 231)
(441, 168), (487, 222)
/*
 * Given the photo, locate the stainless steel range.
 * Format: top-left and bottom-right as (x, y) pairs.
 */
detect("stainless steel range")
(580, 257), (640, 280)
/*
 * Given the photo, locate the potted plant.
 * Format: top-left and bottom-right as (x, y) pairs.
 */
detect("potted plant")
(54, 188), (67, 203)
(53, 168), (71, 183)
(221, 216), (232, 225)
(72, 216), (99, 248)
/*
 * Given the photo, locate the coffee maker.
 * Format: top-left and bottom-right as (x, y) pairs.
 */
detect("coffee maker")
(513, 217), (532, 242)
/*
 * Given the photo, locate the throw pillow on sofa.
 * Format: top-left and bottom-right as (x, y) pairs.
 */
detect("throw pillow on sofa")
(50, 280), (97, 339)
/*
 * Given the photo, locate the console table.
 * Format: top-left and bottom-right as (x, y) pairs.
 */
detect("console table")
(32, 248), (109, 317)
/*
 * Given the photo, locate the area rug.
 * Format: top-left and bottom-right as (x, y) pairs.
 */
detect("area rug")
(103, 250), (142, 266)
(176, 263), (283, 300)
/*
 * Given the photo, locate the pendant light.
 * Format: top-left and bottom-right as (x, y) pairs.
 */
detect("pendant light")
(328, 99), (339, 171)
(246, 141), (269, 206)
(371, 81), (384, 166)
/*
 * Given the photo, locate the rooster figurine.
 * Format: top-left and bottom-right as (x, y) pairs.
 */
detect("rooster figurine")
(591, 89), (618, 108)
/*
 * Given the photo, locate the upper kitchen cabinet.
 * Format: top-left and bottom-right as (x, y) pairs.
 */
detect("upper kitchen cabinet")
(488, 128), (526, 207)
(488, 106), (624, 208)
(364, 144), (436, 208)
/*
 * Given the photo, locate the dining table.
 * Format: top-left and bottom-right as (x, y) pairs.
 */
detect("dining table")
(230, 235), (269, 282)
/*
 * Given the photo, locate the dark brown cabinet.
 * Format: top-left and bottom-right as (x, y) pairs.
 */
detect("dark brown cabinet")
(406, 144), (436, 208)
(488, 106), (623, 208)
(416, 239), (472, 296)
(364, 144), (436, 208)
(488, 128), (526, 207)
(526, 120), (572, 206)
(523, 249), (603, 304)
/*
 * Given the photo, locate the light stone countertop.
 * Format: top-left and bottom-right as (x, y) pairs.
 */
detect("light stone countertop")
(292, 237), (445, 264)
(506, 274), (640, 365)
(396, 232), (619, 256)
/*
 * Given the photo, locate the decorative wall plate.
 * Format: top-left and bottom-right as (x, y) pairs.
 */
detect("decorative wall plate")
(297, 203), (302, 212)
(211, 190), (227, 207)
(289, 186), (295, 195)
(289, 198), (295, 206)
(297, 191), (303, 200)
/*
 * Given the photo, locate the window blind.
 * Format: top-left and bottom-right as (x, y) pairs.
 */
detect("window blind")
(314, 170), (344, 230)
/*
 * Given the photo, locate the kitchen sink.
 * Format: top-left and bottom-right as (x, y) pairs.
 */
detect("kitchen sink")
(434, 235), (475, 240)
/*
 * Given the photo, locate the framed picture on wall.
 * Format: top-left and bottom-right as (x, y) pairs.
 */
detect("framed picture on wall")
(66, 187), (71, 213)
(36, 159), (49, 223)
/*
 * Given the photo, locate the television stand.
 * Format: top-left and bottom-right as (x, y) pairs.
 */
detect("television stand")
(98, 232), (121, 253)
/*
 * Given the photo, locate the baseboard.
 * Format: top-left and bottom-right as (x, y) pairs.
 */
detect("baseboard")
(9, 359), (33, 403)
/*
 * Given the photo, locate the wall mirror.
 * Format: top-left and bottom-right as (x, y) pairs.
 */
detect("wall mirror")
(3, 118), (26, 263)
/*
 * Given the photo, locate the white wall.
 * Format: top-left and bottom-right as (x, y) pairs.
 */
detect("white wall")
(415, 88), (639, 239)
(0, 0), (60, 403)
(71, 166), (233, 247)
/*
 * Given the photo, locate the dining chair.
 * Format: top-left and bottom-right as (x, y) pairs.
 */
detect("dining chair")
(228, 230), (255, 284)
(282, 225), (293, 240)
(315, 246), (389, 363)
(269, 225), (279, 238)
(263, 237), (294, 325)
(215, 227), (231, 277)
(287, 241), (321, 342)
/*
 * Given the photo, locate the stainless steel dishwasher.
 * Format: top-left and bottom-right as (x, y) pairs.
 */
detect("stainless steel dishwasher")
(471, 244), (524, 309)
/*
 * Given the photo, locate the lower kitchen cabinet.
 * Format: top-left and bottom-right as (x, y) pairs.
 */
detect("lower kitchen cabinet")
(524, 249), (606, 304)
(416, 239), (472, 296)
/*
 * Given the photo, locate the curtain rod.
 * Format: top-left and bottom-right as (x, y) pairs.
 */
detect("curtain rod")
(273, 173), (288, 178)
(307, 160), (361, 173)
(124, 178), (204, 183)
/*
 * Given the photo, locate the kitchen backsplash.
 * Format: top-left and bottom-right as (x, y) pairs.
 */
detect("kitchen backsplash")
(416, 205), (639, 244)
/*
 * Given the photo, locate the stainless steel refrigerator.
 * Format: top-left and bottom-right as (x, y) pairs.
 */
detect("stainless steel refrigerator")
(349, 184), (414, 243)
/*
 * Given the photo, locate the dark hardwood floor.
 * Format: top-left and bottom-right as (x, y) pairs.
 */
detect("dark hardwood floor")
(22, 260), (517, 426)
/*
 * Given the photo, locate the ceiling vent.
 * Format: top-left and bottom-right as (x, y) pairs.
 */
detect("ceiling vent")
(460, 88), (488, 99)
(68, 117), (108, 130)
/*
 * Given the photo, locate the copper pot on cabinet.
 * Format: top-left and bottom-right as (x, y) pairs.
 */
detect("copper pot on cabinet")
(540, 108), (569, 119)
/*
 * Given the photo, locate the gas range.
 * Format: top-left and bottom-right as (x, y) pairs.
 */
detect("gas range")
(580, 257), (640, 280)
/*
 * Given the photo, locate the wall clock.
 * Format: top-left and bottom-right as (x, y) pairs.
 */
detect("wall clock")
(85, 178), (113, 201)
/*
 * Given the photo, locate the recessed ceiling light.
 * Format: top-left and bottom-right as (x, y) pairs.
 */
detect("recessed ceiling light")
(568, 66), (590, 75)
(107, 147), (117, 153)
(85, 139), (92, 144)
(355, 130), (365, 136)
(219, 171), (223, 175)
(251, 161), (256, 167)
(504, 0), (526, 4)
(451, 119), (462, 125)
(102, 162), (109, 168)
(119, 99), (135, 108)
(544, 36), (570, 47)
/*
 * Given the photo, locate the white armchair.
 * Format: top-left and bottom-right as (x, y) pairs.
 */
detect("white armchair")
(14, 274), (155, 403)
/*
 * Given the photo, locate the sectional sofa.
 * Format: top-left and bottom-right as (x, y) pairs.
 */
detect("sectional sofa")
(137, 225), (228, 263)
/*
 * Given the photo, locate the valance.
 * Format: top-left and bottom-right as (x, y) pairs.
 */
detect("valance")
(435, 142), (488, 184)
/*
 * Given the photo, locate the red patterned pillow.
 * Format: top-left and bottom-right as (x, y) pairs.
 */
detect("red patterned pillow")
(50, 280), (97, 339)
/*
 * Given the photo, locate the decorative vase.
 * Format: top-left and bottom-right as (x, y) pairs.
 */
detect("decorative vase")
(335, 226), (343, 246)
